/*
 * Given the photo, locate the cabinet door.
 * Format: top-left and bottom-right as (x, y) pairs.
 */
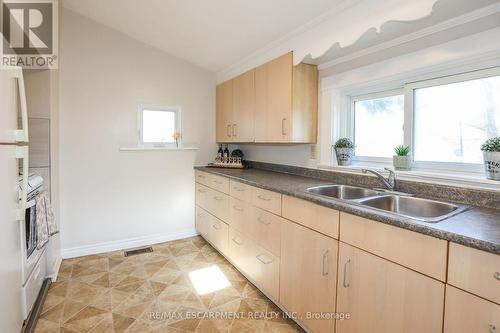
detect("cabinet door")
(254, 64), (267, 142)
(266, 52), (292, 142)
(336, 243), (445, 333)
(280, 220), (337, 333)
(216, 80), (233, 142)
(444, 285), (499, 333)
(232, 69), (255, 142)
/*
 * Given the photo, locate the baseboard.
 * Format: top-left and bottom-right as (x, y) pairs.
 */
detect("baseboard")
(61, 228), (199, 259)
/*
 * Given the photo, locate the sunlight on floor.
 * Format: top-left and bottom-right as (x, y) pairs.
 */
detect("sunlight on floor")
(188, 265), (231, 295)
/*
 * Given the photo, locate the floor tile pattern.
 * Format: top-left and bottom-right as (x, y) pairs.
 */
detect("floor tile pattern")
(35, 236), (304, 333)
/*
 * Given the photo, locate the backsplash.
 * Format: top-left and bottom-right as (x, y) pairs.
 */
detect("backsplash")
(248, 161), (500, 209)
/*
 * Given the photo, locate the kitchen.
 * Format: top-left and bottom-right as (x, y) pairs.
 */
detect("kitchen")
(0, 0), (499, 332)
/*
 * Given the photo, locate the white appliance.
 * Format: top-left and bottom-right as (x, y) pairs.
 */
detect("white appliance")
(0, 66), (30, 332)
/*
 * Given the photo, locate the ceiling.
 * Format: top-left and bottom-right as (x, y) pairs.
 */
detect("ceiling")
(62, 0), (344, 72)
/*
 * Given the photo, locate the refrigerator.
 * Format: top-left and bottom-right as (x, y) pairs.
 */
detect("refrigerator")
(0, 66), (29, 332)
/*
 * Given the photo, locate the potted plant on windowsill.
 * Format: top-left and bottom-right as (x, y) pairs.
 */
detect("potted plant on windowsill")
(334, 138), (355, 166)
(481, 137), (500, 181)
(393, 145), (412, 170)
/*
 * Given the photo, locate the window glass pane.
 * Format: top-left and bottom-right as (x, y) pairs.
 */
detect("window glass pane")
(414, 75), (500, 164)
(142, 110), (176, 143)
(354, 94), (404, 158)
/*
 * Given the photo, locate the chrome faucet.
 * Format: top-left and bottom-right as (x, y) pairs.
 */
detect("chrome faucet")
(362, 168), (396, 191)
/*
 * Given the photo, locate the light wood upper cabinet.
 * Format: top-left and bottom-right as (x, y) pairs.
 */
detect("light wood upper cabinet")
(216, 80), (233, 142)
(280, 220), (338, 333)
(336, 242), (445, 333)
(217, 52), (318, 143)
(232, 69), (255, 142)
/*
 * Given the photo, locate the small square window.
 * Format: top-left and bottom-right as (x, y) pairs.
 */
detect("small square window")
(139, 106), (180, 146)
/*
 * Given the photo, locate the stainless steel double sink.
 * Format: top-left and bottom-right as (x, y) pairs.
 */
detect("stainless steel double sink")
(306, 185), (468, 222)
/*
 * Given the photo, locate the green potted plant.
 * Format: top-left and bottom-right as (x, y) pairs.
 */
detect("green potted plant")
(334, 138), (355, 166)
(393, 145), (412, 170)
(480, 137), (500, 181)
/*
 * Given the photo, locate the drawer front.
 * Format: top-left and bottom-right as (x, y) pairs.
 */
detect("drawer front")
(251, 187), (282, 215)
(206, 190), (230, 223)
(247, 207), (282, 257)
(249, 242), (280, 300)
(229, 180), (252, 203)
(210, 174), (230, 194)
(195, 183), (210, 210)
(208, 217), (229, 255)
(23, 254), (46, 319)
(282, 195), (339, 239)
(229, 197), (251, 233)
(340, 212), (448, 281)
(444, 285), (500, 333)
(448, 243), (500, 304)
(195, 170), (211, 187)
(195, 206), (211, 238)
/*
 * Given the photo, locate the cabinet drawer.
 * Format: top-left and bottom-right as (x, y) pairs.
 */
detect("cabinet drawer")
(210, 174), (230, 194)
(247, 207), (282, 257)
(249, 242), (280, 300)
(282, 195), (339, 239)
(444, 285), (499, 333)
(195, 170), (211, 187)
(195, 206), (211, 238)
(448, 243), (500, 304)
(340, 212), (447, 281)
(206, 190), (230, 223)
(195, 183), (210, 210)
(229, 197), (251, 233)
(229, 180), (252, 203)
(208, 217), (229, 255)
(251, 187), (281, 215)
(228, 228), (252, 272)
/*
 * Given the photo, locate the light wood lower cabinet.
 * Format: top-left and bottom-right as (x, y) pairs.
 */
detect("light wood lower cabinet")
(196, 206), (228, 254)
(336, 242), (445, 333)
(280, 220), (338, 333)
(444, 285), (499, 333)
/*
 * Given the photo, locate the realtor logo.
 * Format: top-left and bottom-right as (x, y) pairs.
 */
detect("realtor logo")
(1, 0), (58, 69)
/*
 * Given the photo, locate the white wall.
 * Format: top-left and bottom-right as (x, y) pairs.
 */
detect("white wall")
(59, 9), (216, 256)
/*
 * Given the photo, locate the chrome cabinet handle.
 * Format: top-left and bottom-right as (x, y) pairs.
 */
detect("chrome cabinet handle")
(232, 237), (243, 245)
(232, 124), (237, 137)
(227, 124), (232, 137)
(197, 174), (205, 179)
(213, 196), (224, 201)
(490, 324), (496, 333)
(213, 180), (223, 184)
(494, 272), (500, 281)
(257, 195), (271, 202)
(257, 217), (271, 225)
(212, 224), (221, 230)
(232, 205), (244, 212)
(256, 254), (273, 265)
(281, 118), (287, 135)
(233, 187), (245, 192)
(197, 189), (207, 193)
(343, 259), (351, 288)
(322, 250), (330, 276)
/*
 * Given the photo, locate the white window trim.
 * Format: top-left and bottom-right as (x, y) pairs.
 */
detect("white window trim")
(334, 66), (500, 175)
(138, 105), (182, 147)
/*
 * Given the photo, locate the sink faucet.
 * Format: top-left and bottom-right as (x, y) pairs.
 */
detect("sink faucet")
(362, 168), (396, 191)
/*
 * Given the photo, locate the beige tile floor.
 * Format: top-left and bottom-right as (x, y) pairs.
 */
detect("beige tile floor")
(35, 236), (305, 333)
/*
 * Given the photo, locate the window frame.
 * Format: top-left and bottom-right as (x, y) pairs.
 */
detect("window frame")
(339, 66), (500, 174)
(138, 105), (182, 147)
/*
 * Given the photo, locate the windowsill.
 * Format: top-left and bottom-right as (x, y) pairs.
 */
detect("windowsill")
(317, 163), (500, 191)
(119, 146), (199, 151)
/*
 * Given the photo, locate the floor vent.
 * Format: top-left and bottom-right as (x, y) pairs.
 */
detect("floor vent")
(124, 246), (153, 257)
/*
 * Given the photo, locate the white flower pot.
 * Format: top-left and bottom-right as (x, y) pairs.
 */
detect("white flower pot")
(483, 151), (500, 181)
(335, 148), (354, 166)
(393, 155), (412, 170)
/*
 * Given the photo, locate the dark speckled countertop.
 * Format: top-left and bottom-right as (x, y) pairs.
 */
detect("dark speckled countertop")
(195, 166), (500, 255)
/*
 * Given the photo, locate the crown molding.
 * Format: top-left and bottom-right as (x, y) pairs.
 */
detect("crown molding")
(318, 1), (500, 70)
